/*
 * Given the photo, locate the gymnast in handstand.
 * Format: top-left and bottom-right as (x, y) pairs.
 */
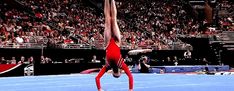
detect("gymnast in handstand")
(95, 0), (133, 91)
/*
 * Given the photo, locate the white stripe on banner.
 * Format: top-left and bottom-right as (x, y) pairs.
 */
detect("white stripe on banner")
(0, 64), (21, 74)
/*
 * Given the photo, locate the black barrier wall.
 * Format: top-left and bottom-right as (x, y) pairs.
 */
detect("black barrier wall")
(34, 63), (103, 75)
(0, 48), (187, 64)
(0, 48), (185, 75)
(0, 48), (233, 76)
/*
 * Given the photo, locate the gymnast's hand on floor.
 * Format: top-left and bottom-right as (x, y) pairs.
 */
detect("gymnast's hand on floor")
(98, 89), (104, 91)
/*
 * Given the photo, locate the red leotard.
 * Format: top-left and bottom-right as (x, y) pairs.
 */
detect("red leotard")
(95, 38), (133, 90)
(105, 38), (122, 67)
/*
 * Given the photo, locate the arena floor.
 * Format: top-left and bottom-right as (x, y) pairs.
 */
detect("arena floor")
(0, 73), (234, 91)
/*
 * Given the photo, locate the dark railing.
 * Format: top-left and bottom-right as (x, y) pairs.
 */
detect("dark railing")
(0, 42), (192, 50)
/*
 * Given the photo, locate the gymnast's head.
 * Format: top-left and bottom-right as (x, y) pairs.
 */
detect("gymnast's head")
(112, 67), (121, 78)
(110, 61), (121, 78)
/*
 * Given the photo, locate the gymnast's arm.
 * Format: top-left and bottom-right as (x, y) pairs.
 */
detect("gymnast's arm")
(121, 63), (133, 91)
(95, 66), (107, 91)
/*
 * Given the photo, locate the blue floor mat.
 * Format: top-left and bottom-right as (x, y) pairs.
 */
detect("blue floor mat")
(0, 73), (234, 91)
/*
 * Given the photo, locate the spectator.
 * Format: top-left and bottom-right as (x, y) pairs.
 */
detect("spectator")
(184, 50), (192, 59)
(202, 58), (209, 65)
(23, 57), (30, 64)
(15, 35), (24, 44)
(18, 56), (25, 64)
(124, 55), (133, 67)
(165, 57), (174, 65)
(40, 56), (46, 64)
(173, 56), (178, 66)
(28, 56), (34, 64)
(91, 55), (100, 63)
(45, 57), (53, 64)
(0, 57), (6, 64)
(10, 57), (16, 64)
(184, 49), (193, 65)
(138, 56), (151, 73)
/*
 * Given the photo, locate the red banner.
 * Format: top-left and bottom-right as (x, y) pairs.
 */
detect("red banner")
(0, 64), (20, 74)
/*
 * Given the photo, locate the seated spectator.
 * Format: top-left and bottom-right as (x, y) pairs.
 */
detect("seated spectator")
(91, 55), (100, 63)
(1, 57), (7, 64)
(18, 56), (25, 64)
(202, 58), (209, 65)
(10, 57), (16, 64)
(23, 58), (30, 64)
(165, 57), (174, 65)
(28, 56), (34, 64)
(45, 57), (53, 64)
(184, 50), (192, 59)
(124, 55), (133, 67)
(138, 56), (151, 73)
(40, 56), (46, 64)
(173, 56), (178, 66)
(184, 49), (193, 64)
(15, 35), (24, 44)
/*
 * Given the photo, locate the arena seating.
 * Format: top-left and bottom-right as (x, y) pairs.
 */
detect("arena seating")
(1, 0), (233, 50)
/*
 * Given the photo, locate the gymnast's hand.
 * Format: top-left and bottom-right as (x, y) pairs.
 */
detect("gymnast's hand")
(129, 89), (133, 91)
(98, 89), (104, 91)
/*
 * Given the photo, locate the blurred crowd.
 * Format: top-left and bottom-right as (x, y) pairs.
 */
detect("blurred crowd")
(0, 0), (233, 50)
(0, 56), (34, 64)
(0, 55), (54, 64)
(218, 0), (234, 31)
